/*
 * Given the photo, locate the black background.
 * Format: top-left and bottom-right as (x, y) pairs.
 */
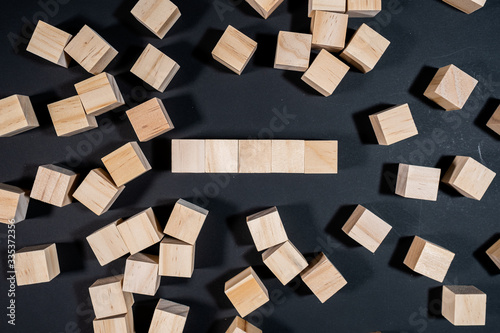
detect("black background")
(0, 0), (499, 332)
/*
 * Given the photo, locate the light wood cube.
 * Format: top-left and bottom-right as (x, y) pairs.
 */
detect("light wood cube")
(304, 140), (338, 174)
(272, 140), (305, 173)
(342, 205), (392, 253)
(126, 98), (174, 141)
(225, 267), (269, 317)
(423, 65), (478, 111)
(86, 219), (129, 266)
(300, 252), (347, 303)
(93, 311), (134, 333)
(26, 21), (72, 67)
(0, 94), (39, 137)
(340, 23), (390, 73)
(47, 96), (97, 137)
(131, 0), (181, 39)
(212, 25), (257, 75)
(308, 0), (346, 17)
(123, 253), (160, 296)
(369, 104), (418, 145)
(301, 50), (349, 96)
(89, 275), (134, 319)
(149, 299), (189, 333)
(238, 140), (272, 173)
(171, 139), (205, 173)
(404, 236), (455, 282)
(486, 104), (500, 135)
(311, 11), (348, 52)
(75, 72), (125, 116)
(274, 31), (312, 72)
(159, 237), (195, 278)
(442, 156), (496, 200)
(226, 316), (261, 333)
(117, 208), (163, 254)
(0, 183), (29, 224)
(396, 164), (441, 201)
(30, 164), (78, 207)
(102, 141), (152, 187)
(347, 0), (382, 17)
(246, 0), (284, 18)
(442, 286), (486, 326)
(442, 0), (486, 14)
(15, 243), (60, 286)
(262, 240), (308, 285)
(205, 139), (239, 173)
(486, 238), (500, 269)
(247, 207), (288, 251)
(164, 199), (209, 245)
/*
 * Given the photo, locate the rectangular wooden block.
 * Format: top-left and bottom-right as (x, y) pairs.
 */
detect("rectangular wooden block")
(148, 299), (189, 333)
(262, 240), (308, 285)
(274, 31), (312, 72)
(89, 275), (134, 319)
(486, 104), (500, 136)
(311, 11), (348, 52)
(164, 198), (209, 245)
(26, 20), (72, 67)
(123, 253), (160, 296)
(0, 94), (39, 137)
(75, 72), (125, 116)
(131, 0), (181, 39)
(245, 0), (284, 19)
(442, 0), (486, 14)
(126, 98), (174, 141)
(308, 0), (346, 17)
(302, 50), (349, 97)
(238, 140), (272, 173)
(304, 140), (338, 174)
(212, 25), (257, 75)
(47, 96), (97, 137)
(247, 207), (288, 251)
(369, 104), (418, 145)
(15, 243), (60, 286)
(0, 183), (29, 224)
(442, 285), (486, 326)
(347, 0), (382, 17)
(86, 219), (129, 266)
(486, 238), (500, 269)
(224, 267), (269, 317)
(205, 139), (239, 173)
(226, 316), (261, 333)
(159, 237), (195, 278)
(271, 140), (305, 173)
(117, 208), (163, 254)
(396, 164), (441, 201)
(30, 164), (78, 207)
(93, 311), (134, 333)
(171, 139), (205, 173)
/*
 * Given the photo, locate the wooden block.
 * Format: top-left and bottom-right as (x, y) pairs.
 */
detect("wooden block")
(26, 21), (72, 67)
(271, 140), (305, 173)
(310, 11), (348, 52)
(117, 208), (163, 254)
(205, 139), (239, 173)
(274, 31), (312, 72)
(89, 275), (134, 319)
(300, 252), (347, 303)
(238, 140), (272, 173)
(148, 299), (189, 333)
(15, 243), (60, 286)
(212, 25), (257, 75)
(245, 0), (284, 18)
(164, 199), (209, 245)
(131, 44), (180, 92)
(47, 96), (97, 137)
(93, 311), (134, 333)
(304, 140), (338, 174)
(347, 0), (382, 17)
(226, 316), (262, 333)
(486, 104), (500, 135)
(64, 25), (117, 74)
(123, 253), (160, 296)
(102, 141), (152, 187)
(442, 156), (496, 200)
(225, 267), (269, 317)
(396, 164), (441, 201)
(30, 164), (78, 207)
(171, 139), (205, 173)
(86, 219), (129, 266)
(75, 72), (125, 116)
(342, 205), (392, 253)
(369, 104), (418, 145)
(247, 207), (288, 251)
(423, 65), (478, 111)
(486, 238), (500, 269)
(131, 0), (181, 39)
(159, 237), (195, 278)
(0, 94), (39, 137)
(442, 286), (486, 326)
(0, 183), (29, 224)
(340, 23), (390, 73)
(308, 0), (346, 17)
(126, 98), (174, 141)
(442, 0), (486, 14)
(403, 236), (455, 282)
(262, 240), (308, 285)
(301, 50), (349, 96)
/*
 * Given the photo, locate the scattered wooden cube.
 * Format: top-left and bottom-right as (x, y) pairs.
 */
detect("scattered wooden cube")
(15, 243), (60, 286)
(0, 183), (30, 224)
(247, 207), (288, 251)
(442, 286), (487, 326)
(205, 139), (239, 173)
(342, 205), (392, 253)
(486, 238), (500, 270)
(0, 94), (39, 137)
(93, 310), (134, 333)
(369, 104), (418, 145)
(89, 275), (134, 319)
(26, 21), (72, 67)
(304, 140), (338, 174)
(225, 267), (269, 317)
(159, 237), (195, 278)
(300, 252), (347, 303)
(262, 240), (308, 285)
(126, 98), (174, 141)
(171, 139), (205, 173)
(164, 199), (209, 245)
(238, 140), (272, 173)
(148, 299), (189, 333)
(271, 140), (305, 173)
(311, 11), (348, 52)
(403, 236), (455, 282)
(102, 141), (152, 187)
(246, 0), (284, 18)
(423, 65), (478, 111)
(347, 0), (382, 17)
(75, 72), (125, 116)
(30, 164), (78, 207)
(442, 156), (496, 200)
(212, 25), (257, 75)
(308, 0), (346, 17)
(226, 316), (261, 333)
(86, 219), (129, 266)
(64, 25), (118, 74)
(117, 208), (163, 254)
(486, 104), (500, 135)
(274, 31), (312, 72)
(301, 50), (349, 96)
(123, 253), (160, 296)
(442, 0), (486, 14)
(47, 96), (97, 137)
(396, 164), (441, 201)
(340, 23), (390, 73)
(131, 0), (181, 39)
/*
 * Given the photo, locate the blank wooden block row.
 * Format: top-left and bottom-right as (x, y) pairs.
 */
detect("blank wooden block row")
(131, 0), (181, 39)
(102, 141), (151, 187)
(225, 267), (269, 317)
(442, 0), (486, 14)
(0, 183), (30, 224)
(15, 243), (60, 286)
(30, 164), (79, 207)
(486, 104), (500, 136)
(308, 0), (381, 17)
(442, 285), (486, 326)
(486, 238), (500, 270)
(0, 94), (39, 137)
(75, 72), (125, 116)
(369, 104), (418, 145)
(126, 98), (174, 142)
(212, 25), (257, 75)
(149, 299), (189, 333)
(89, 275), (134, 319)
(93, 309), (134, 333)
(226, 316), (261, 333)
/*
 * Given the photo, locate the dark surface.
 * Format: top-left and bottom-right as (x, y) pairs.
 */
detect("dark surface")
(0, 0), (499, 332)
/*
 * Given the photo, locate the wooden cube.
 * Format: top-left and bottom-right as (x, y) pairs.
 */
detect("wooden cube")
(396, 164), (441, 201)
(212, 25), (257, 75)
(205, 139), (239, 173)
(369, 104), (418, 145)
(347, 0), (382, 17)
(93, 311), (134, 333)
(171, 139), (205, 173)
(340, 23), (390, 73)
(123, 253), (160, 296)
(442, 286), (486, 326)
(271, 140), (305, 173)
(423, 65), (478, 111)
(403, 236), (455, 282)
(64, 25), (117, 74)
(238, 140), (272, 173)
(47, 96), (97, 137)
(442, 156), (496, 200)
(86, 220), (129, 266)
(308, 0), (345, 17)
(149, 299), (189, 333)
(301, 50), (349, 96)
(274, 31), (312, 72)
(442, 0), (486, 14)
(486, 238), (500, 269)
(131, 44), (180, 92)
(89, 275), (134, 319)
(342, 205), (392, 253)
(300, 252), (347, 303)
(117, 208), (163, 254)
(75, 72), (125, 116)
(15, 243), (60, 286)
(311, 11), (348, 52)
(246, 0), (284, 19)
(225, 267), (269, 317)
(126, 98), (174, 141)
(131, 0), (181, 39)
(0, 94), (39, 137)
(304, 140), (338, 174)
(0, 183), (29, 224)
(159, 237), (195, 278)
(30, 164), (78, 207)
(102, 141), (152, 187)
(486, 104), (500, 136)
(247, 207), (288, 251)
(164, 199), (209, 245)
(226, 316), (261, 333)
(26, 21), (72, 67)
(262, 240), (308, 285)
